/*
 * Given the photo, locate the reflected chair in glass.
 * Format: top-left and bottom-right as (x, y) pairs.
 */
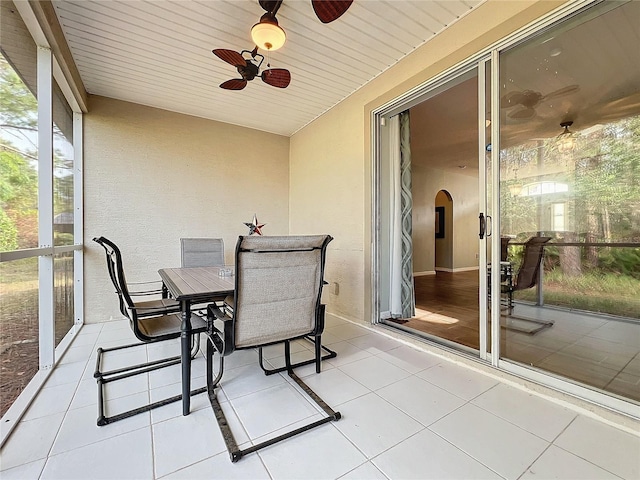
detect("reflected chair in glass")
(205, 235), (340, 462)
(92, 236), (207, 425)
(501, 236), (511, 262)
(487, 237), (513, 302)
(180, 237), (225, 268)
(502, 236), (552, 314)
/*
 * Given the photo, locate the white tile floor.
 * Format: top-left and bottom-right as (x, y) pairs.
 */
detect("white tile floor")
(1, 316), (639, 480)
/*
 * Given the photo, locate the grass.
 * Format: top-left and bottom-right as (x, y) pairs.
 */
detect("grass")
(515, 268), (640, 319)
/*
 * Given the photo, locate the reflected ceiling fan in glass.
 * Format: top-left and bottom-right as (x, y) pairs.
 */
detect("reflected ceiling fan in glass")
(501, 85), (580, 119)
(556, 121), (577, 154)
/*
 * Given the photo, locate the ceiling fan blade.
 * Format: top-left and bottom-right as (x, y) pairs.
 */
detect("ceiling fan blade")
(220, 78), (247, 90)
(261, 68), (291, 88)
(509, 107), (536, 119)
(312, 0), (353, 23)
(501, 91), (527, 108)
(542, 84), (580, 101)
(212, 49), (246, 67)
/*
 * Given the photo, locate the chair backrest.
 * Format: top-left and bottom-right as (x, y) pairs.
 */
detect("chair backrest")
(230, 235), (332, 350)
(500, 237), (511, 262)
(93, 236), (135, 319)
(514, 236), (551, 290)
(180, 238), (225, 268)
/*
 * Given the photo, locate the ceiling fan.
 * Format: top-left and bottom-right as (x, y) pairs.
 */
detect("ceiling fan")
(212, 47), (291, 90)
(501, 85), (580, 119)
(249, 0), (352, 50)
(212, 0), (353, 90)
(258, 0), (353, 26)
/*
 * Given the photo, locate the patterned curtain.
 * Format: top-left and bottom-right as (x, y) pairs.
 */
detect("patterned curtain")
(399, 111), (415, 318)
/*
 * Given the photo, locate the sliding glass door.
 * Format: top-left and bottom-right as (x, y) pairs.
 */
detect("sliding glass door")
(374, 0), (639, 415)
(497, 0), (640, 406)
(377, 63), (495, 358)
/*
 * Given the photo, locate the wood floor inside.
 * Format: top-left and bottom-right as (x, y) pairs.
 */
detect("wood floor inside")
(400, 271), (480, 350)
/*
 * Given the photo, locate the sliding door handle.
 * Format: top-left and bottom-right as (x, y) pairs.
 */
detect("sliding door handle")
(479, 213), (486, 239)
(486, 215), (493, 237)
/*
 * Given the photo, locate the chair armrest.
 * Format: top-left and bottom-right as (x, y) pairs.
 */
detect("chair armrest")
(129, 289), (164, 296)
(128, 280), (162, 287)
(127, 280), (164, 296)
(207, 303), (232, 321)
(206, 303), (235, 356)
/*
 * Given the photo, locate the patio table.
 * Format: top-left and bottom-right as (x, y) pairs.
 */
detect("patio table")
(158, 266), (234, 416)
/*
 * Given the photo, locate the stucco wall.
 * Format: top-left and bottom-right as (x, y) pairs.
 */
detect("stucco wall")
(84, 96), (290, 323)
(289, 0), (564, 324)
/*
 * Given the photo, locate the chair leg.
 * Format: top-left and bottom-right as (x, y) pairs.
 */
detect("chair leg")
(257, 335), (336, 376)
(208, 349), (341, 463)
(508, 290), (514, 315)
(97, 376), (206, 426)
(94, 334), (201, 380)
(315, 335), (322, 374)
(95, 334), (205, 426)
(94, 344), (180, 381)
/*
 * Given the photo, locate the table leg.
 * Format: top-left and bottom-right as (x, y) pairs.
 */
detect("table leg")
(181, 300), (192, 416)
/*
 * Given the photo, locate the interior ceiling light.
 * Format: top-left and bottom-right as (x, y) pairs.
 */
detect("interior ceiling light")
(556, 121), (577, 154)
(251, 12), (286, 51)
(213, 0), (353, 92)
(549, 46), (563, 57)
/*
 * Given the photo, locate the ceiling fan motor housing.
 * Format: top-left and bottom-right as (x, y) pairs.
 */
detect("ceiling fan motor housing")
(239, 61), (259, 81)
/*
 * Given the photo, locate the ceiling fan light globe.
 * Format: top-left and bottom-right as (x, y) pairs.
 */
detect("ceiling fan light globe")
(556, 122), (577, 154)
(251, 21), (286, 51)
(557, 134), (576, 154)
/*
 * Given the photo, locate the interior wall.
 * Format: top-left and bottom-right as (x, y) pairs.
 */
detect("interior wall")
(84, 96), (290, 323)
(412, 167), (479, 273)
(290, 0), (565, 323)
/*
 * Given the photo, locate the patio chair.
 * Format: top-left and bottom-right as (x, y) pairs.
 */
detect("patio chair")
(180, 237), (229, 311)
(180, 237), (225, 268)
(501, 236), (511, 262)
(205, 235), (340, 462)
(92, 236), (207, 426)
(502, 236), (552, 313)
(94, 237), (180, 321)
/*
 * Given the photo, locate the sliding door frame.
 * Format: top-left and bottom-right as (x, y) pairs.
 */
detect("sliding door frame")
(371, 0), (638, 418)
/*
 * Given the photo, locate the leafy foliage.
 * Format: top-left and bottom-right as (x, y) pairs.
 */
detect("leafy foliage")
(501, 115), (640, 280)
(1, 56), (39, 251)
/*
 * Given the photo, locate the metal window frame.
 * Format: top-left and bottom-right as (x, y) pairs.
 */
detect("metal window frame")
(0, 4), (84, 447)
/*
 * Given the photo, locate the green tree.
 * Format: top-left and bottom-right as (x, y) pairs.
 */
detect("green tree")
(1, 55), (39, 250)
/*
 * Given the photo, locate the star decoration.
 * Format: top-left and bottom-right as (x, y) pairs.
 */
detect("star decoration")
(244, 214), (265, 235)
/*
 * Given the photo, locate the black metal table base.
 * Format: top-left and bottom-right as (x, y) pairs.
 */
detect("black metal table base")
(98, 384), (206, 426)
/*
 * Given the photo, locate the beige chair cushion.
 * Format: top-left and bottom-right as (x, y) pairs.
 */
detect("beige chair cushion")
(181, 238), (224, 268)
(233, 235), (328, 348)
(138, 313), (207, 338)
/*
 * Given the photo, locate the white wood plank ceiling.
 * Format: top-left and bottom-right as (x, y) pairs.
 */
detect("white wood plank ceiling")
(52, 0), (482, 136)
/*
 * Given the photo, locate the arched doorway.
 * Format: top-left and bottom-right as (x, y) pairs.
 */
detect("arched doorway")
(434, 190), (453, 271)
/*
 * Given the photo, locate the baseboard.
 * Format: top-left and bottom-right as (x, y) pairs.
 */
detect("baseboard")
(413, 271), (436, 277)
(435, 266), (479, 273)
